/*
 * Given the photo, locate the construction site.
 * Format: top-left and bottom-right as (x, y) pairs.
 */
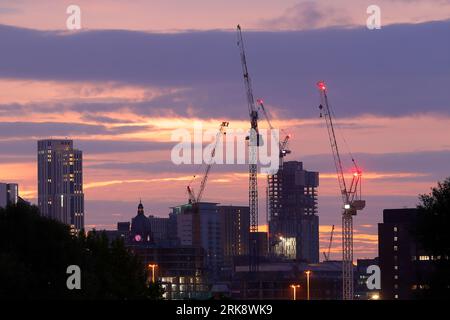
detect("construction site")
(1, 0), (447, 308)
(110, 25), (371, 300)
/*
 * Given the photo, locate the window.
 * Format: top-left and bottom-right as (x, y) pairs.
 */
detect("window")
(394, 236), (398, 241)
(395, 294), (399, 299)
(394, 245), (398, 251)
(394, 227), (398, 232)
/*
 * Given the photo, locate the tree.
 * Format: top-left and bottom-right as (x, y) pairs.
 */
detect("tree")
(416, 177), (450, 299)
(0, 202), (163, 299)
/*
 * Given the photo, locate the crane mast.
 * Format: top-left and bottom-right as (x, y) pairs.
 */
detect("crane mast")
(237, 25), (260, 272)
(317, 81), (365, 300)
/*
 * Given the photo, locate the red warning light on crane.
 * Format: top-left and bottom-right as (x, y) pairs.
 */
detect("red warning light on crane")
(257, 98), (264, 104)
(352, 169), (362, 177)
(317, 81), (327, 91)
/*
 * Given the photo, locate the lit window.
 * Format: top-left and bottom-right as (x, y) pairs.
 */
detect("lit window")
(395, 294), (399, 299)
(394, 236), (398, 241)
(394, 227), (398, 232)
(394, 245), (398, 251)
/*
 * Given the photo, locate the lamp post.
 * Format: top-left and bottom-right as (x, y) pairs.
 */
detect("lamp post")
(290, 284), (300, 300)
(148, 264), (158, 283)
(305, 270), (311, 300)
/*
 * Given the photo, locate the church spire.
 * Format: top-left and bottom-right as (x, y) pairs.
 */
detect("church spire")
(137, 199), (144, 215)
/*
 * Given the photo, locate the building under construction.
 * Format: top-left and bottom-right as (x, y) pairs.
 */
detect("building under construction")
(268, 161), (319, 263)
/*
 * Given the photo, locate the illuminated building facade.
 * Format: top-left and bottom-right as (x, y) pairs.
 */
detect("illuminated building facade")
(268, 161), (319, 262)
(37, 139), (84, 232)
(0, 183), (18, 208)
(129, 244), (208, 300)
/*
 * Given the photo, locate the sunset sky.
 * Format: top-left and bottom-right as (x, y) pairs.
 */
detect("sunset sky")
(0, 0), (449, 260)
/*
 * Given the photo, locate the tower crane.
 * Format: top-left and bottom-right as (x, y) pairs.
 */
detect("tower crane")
(186, 121), (228, 248)
(187, 121), (229, 205)
(257, 99), (291, 169)
(317, 81), (365, 300)
(323, 224), (335, 261)
(237, 25), (260, 272)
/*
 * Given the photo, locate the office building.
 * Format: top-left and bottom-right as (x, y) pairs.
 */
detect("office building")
(148, 215), (170, 243)
(268, 161), (319, 262)
(218, 205), (250, 266)
(129, 243), (208, 300)
(172, 202), (222, 279)
(378, 208), (434, 300)
(0, 183), (18, 208)
(37, 139), (84, 232)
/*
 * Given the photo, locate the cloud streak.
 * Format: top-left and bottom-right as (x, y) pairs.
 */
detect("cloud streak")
(0, 21), (449, 119)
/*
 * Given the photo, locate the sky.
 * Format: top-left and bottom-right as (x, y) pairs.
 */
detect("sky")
(0, 0), (449, 260)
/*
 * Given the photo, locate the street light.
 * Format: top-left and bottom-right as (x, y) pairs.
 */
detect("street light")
(290, 284), (300, 300)
(148, 264), (158, 283)
(305, 271), (311, 300)
(370, 293), (380, 300)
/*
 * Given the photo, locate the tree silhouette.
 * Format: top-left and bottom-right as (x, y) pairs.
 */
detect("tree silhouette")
(0, 202), (163, 299)
(416, 177), (450, 299)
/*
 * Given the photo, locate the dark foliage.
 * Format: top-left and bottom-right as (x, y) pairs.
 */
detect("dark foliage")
(0, 203), (163, 299)
(416, 177), (450, 299)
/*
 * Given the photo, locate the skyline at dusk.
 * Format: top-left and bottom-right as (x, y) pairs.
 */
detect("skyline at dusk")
(1, 1), (449, 261)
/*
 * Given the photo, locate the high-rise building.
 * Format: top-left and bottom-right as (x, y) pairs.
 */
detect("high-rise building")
(218, 205), (250, 266)
(268, 161), (319, 262)
(37, 139), (84, 232)
(172, 202), (222, 279)
(378, 208), (434, 300)
(0, 183), (18, 208)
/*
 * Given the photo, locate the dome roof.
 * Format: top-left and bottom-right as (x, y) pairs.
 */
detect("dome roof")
(131, 200), (152, 242)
